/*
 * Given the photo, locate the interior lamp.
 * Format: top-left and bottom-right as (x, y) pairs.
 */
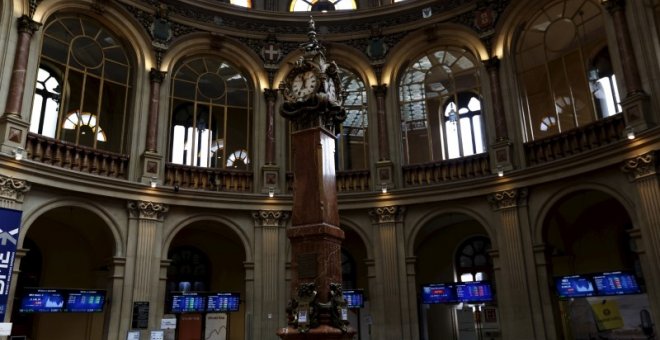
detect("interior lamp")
(13, 147), (24, 161)
(626, 126), (635, 140)
(496, 165), (504, 177)
(268, 186), (275, 198)
(150, 177), (158, 188)
(381, 182), (388, 194)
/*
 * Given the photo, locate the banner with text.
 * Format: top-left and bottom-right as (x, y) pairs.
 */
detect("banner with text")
(0, 208), (22, 320)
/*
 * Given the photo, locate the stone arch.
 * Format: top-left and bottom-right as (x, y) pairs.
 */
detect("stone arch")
(532, 181), (638, 245)
(19, 197), (125, 256)
(162, 214), (253, 262)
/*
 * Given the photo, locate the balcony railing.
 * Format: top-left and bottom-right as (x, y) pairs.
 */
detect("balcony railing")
(285, 169), (372, 194)
(164, 163), (253, 192)
(402, 153), (491, 186)
(524, 114), (626, 166)
(25, 133), (129, 179)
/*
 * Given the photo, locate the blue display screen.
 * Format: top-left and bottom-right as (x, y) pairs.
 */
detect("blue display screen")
(19, 289), (65, 313)
(206, 293), (240, 312)
(343, 289), (364, 309)
(455, 282), (493, 303)
(421, 284), (457, 304)
(555, 275), (596, 298)
(592, 271), (641, 296)
(65, 290), (106, 312)
(171, 293), (206, 313)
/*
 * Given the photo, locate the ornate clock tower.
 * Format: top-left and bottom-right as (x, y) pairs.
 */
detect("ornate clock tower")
(276, 17), (355, 340)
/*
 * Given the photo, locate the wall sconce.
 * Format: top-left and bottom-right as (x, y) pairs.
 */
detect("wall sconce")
(626, 126), (635, 140)
(268, 186), (275, 198)
(13, 147), (24, 161)
(150, 177), (158, 188)
(381, 182), (388, 194)
(496, 165), (504, 177)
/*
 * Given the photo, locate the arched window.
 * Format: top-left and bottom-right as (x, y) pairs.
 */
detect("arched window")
(337, 68), (368, 170)
(516, 0), (618, 141)
(289, 0), (356, 11)
(30, 15), (132, 153)
(455, 236), (492, 283)
(399, 48), (486, 164)
(169, 56), (253, 170)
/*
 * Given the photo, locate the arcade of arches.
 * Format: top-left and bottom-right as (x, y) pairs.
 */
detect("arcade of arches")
(1, 0), (660, 339)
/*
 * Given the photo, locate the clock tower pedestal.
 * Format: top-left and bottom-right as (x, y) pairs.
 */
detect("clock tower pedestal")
(277, 17), (354, 340)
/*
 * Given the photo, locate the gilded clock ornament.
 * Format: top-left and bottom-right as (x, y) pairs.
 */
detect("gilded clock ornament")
(279, 17), (346, 133)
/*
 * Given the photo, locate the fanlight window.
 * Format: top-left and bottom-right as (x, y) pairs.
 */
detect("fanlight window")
(399, 48), (486, 164)
(455, 236), (492, 283)
(30, 15), (131, 153)
(169, 57), (253, 170)
(290, 0), (356, 11)
(516, 0), (619, 141)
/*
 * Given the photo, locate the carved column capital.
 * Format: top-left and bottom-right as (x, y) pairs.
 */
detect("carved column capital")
(485, 56), (500, 70)
(149, 68), (166, 83)
(127, 201), (169, 221)
(252, 210), (290, 227)
(622, 152), (657, 181)
(488, 188), (528, 211)
(372, 84), (387, 97)
(264, 88), (278, 102)
(0, 175), (31, 203)
(369, 205), (406, 224)
(17, 15), (41, 35)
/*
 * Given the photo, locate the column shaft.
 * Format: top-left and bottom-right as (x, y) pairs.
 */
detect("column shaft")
(373, 85), (390, 161)
(145, 69), (165, 152)
(4, 16), (40, 117)
(264, 89), (278, 165)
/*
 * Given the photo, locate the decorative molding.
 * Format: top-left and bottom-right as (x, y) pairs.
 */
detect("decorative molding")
(149, 68), (166, 83)
(252, 210), (290, 227)
(369, 205), (405, 224)
(0, 175), (31, 203)
(127, 201), (169, 220)
(622, 152), (657, 181)
(488, 188), (528, 210)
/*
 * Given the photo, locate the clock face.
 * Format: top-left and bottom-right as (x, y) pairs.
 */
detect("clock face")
(291, 70), (318, 100)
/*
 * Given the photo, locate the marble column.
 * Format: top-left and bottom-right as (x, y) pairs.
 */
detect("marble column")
(145, 69), (165, 152)
(601, 0), (651, 131)
(0, 16), (40, 155)
(127, 200), (168, 329)
(373, 85), (394, 190)
(252, 210), (290, 340)
(621, 151), (660, 330)
(368, 206), (408, 340)
(486, 57), (512, 172)
(3, 16), (40, 118)
(264, 89), (278, 165)
(487, 189), (535, 339)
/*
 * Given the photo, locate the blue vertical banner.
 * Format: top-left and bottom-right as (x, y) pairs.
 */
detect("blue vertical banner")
(0, 208), (22, 320)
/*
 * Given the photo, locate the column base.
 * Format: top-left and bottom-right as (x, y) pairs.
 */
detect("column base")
(277, 325), (356, 340)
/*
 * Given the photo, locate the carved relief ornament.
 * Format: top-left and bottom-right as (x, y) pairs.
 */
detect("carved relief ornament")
(369, 206), (405, 224)
(622, 152), (657, 181)
(252, 210), (290, 227)
(0, 175), (31, 203)
(127, 201), (169, 220)
(488, 188), (528, 210)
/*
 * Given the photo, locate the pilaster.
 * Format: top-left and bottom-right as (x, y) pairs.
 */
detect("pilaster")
(106, 257), (127, 340)
(487, 188), (535, 339)
(127, 200), (168, 329)
(368, 206), (406, 340)
(621, 151), (660, 330)
(252, 210), (290, 340)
